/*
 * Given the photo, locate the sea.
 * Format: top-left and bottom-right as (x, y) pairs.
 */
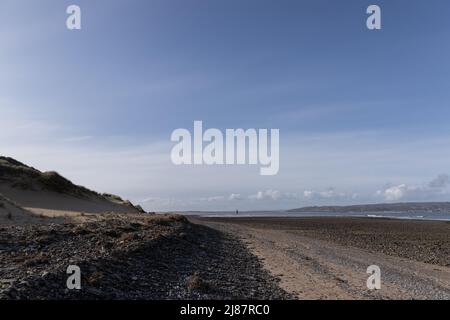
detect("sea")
(181, 210), (450, 221)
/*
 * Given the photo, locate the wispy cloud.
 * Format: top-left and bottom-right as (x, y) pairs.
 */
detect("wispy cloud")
(429, 174), (450, 189)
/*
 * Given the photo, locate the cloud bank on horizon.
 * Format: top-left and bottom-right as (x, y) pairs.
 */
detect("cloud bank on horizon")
(1, 0), (450, 211)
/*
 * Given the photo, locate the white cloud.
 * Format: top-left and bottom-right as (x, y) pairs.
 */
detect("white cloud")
(249, 190), (298, 201)
(377, 174), (450, 202)
(207, 196), (226, 202)
(229, 193), (243, 201)
(140, 197), (188, 211)
(303, 190), (314, 199)
(303, 188), (348, 200)
(379, 184), (411, 201)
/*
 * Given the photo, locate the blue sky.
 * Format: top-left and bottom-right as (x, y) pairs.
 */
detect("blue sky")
(1, 0), (450, 211)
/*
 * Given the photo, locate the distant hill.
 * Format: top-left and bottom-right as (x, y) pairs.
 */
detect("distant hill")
(0, 156), (145, 214)
(288, 202), (450, 213)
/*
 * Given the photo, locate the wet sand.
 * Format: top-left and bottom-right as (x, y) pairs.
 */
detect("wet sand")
(192, 216), (450, 300)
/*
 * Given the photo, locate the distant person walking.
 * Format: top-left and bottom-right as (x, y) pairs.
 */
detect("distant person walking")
(236, 209), (239, 215)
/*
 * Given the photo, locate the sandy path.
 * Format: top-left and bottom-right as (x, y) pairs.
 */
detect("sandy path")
(194, 219), (450, 300)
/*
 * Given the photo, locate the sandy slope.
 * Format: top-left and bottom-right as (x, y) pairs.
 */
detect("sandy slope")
(0, 195), (43, 224)
(0, 185), (140, 217)
(194, 217), (450, 300)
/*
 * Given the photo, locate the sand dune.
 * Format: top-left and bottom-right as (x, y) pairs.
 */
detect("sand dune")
(0, 156), (144, 218)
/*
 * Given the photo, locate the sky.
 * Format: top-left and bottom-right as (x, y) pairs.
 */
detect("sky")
(1, 0), (450, 211)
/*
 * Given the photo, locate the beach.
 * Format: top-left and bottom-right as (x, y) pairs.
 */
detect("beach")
(192, 216), (450, 300)
(1, 212), (449, 300)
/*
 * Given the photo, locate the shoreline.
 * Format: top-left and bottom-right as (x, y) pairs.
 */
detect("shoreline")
(182, 212), (450, 222)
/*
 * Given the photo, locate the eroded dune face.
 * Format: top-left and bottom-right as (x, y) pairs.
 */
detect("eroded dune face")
(0, 194), (40, 224)
(0, 156), (144, 216)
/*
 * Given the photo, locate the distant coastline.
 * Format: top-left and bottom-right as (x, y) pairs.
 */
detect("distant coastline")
(179, 202), (450, 221)
(288, 202), (450, 213)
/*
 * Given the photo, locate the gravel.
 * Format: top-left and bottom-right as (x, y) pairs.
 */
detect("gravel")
(0, 214), (291, 300)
